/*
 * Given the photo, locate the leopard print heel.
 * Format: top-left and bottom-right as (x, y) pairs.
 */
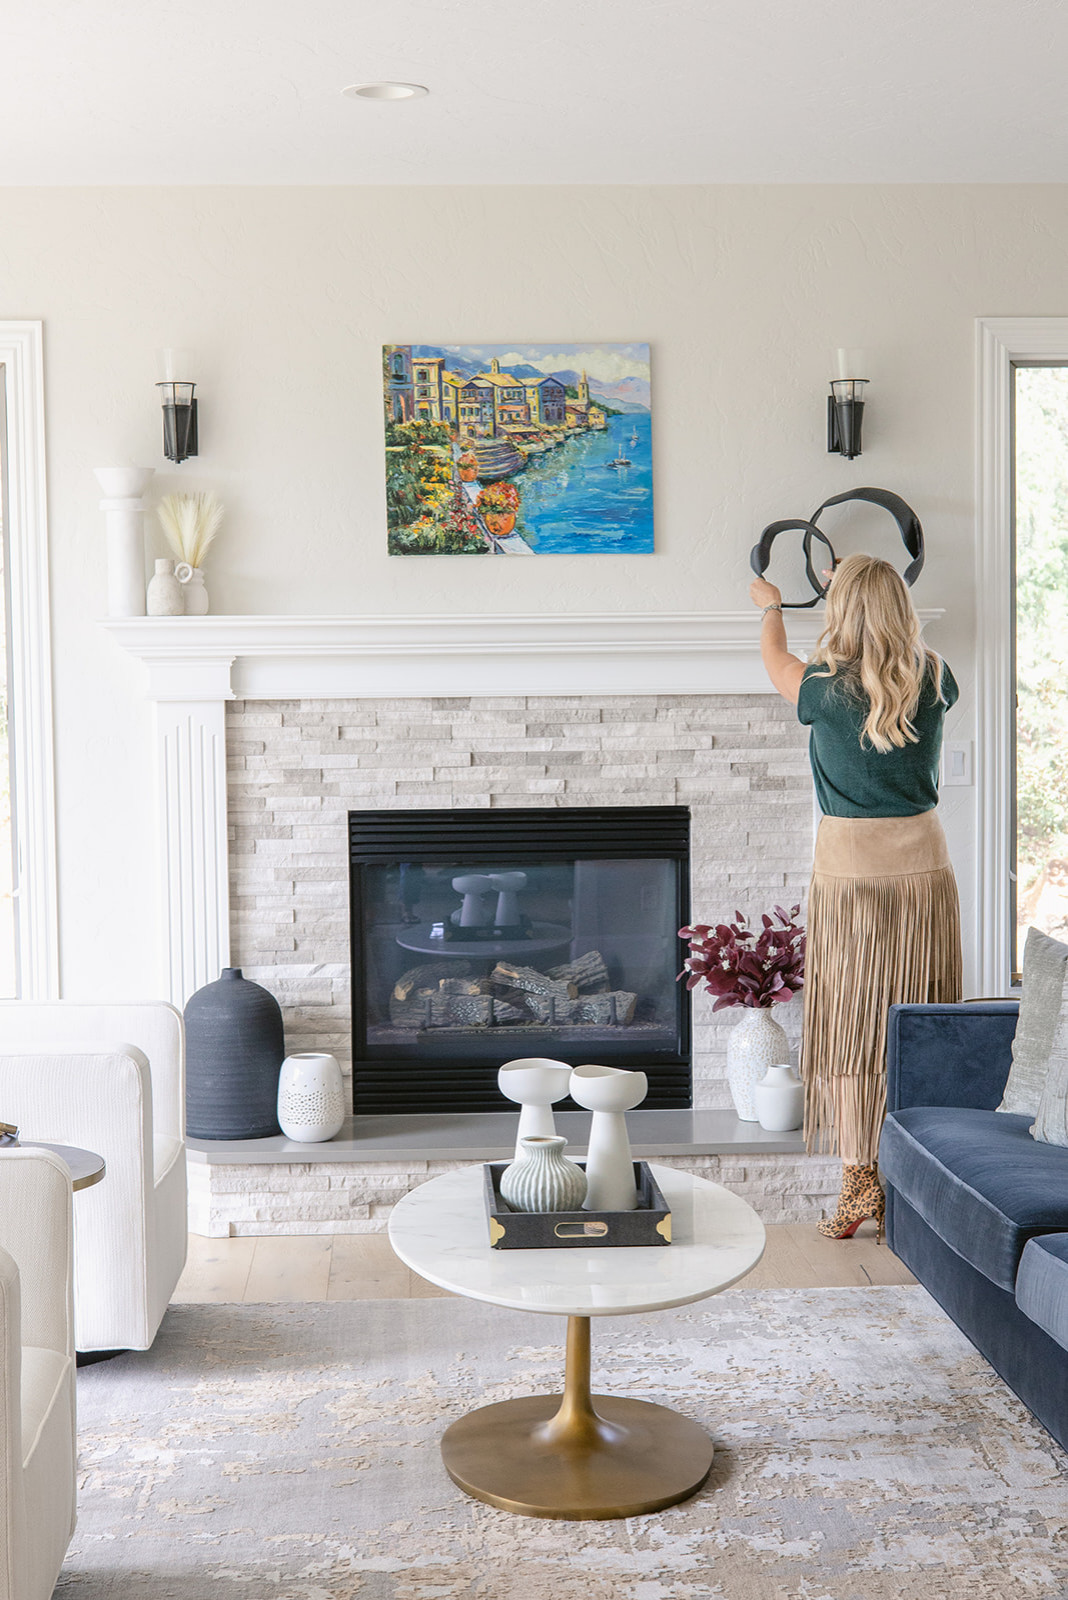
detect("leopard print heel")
(818, 1164), (886, 1241)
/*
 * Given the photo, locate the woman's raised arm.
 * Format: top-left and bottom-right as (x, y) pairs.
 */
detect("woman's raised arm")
(749, 576), (805, 705)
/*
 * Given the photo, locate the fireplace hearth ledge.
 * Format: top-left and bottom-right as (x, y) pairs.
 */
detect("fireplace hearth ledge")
(184, 1111), (840, 1235)
(186, 1110), (805, 1165)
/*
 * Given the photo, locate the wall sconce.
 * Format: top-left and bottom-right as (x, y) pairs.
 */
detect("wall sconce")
(827, 348), (867, 461)
(156, 348), (198, 464)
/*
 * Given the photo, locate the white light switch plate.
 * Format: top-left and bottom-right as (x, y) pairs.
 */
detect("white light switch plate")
(942, 741), (973, 787)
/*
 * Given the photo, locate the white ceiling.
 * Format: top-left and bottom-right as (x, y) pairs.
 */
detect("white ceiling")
(3, 0), (1068, 185)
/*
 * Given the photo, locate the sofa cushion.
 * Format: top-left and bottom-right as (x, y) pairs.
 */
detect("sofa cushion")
(1016, 1235), (1068, 1354)
(880, 1106), (1068, 1291)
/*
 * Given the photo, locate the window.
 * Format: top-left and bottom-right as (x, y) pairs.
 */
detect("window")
(1013, 365), (1068, 967)
(0, 325), (57, 998)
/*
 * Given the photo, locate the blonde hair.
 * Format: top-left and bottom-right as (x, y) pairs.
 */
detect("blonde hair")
(809, 553), (942, 752)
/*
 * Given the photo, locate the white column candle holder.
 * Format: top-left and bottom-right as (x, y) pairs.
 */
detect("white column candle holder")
(94, 466), (155, 618)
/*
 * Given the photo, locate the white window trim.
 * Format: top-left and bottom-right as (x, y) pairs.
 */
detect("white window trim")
(0, 322), (58, 997)
(976, 316), (1068, 994)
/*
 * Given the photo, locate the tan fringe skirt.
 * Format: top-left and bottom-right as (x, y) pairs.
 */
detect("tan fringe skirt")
(801, 811), (962, 1166)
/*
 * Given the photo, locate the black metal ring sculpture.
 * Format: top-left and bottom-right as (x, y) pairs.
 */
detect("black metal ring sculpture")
(750, 487), (925, 608)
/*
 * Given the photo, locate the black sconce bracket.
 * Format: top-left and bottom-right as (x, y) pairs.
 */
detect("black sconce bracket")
(827, 379), (867, 460)
(157, 382), (199, 464)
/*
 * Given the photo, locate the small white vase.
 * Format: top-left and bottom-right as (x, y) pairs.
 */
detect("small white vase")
(175, 562), (209, 614)
(146, 557), (184, 616)
(498, 1057), (573, 1160)
(277, 1052), (346, 1143)
(727, 1007), (791, 1122)
(754, 1063), (805, 1132)
(499, 1135), (587, 1213)
(570, 1063), (647, 1212)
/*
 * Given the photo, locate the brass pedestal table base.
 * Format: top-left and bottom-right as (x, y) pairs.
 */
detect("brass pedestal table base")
(442, 1314), (714, 1520)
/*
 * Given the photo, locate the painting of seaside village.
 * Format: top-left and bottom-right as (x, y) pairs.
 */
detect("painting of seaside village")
(383, 343), (653, 555)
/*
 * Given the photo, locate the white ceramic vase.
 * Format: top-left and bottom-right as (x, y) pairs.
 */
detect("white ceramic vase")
(175, 562), (209, 614)
(754, 1063), (805, 1132)
(277, 1052), (346, 1143)
(146, 557), (184, 616)
(499, 1135), (587, 1214)
(570, 1063), (648, 1212)
(727, 1007), (791, 1122)
(498, 1057), (573, 1159)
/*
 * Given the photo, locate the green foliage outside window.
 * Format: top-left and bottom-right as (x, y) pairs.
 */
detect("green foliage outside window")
(1015, 368), (1068, 951)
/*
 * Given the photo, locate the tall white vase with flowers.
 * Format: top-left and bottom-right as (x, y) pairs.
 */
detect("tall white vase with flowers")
(157, 491), (223, 615)
(679, 905), (806, 1123)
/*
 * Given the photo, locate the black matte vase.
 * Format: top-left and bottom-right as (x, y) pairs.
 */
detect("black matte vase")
(184, 967), (285, 1139)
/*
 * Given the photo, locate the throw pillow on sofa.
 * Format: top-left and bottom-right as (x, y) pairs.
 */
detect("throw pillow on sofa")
(997, 926), (1068, 1116)
(1032, 960), (1068, 1147)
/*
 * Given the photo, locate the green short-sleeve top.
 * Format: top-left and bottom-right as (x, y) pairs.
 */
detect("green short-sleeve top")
(797, 658), (959, 818)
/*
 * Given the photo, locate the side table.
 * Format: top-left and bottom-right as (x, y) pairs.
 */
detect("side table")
(388, 1161), (765, 1520)
(19, 1142), (106, 1192)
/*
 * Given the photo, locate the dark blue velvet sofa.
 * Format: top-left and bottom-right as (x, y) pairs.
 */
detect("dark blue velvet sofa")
(879, 1001), (1068, 1453)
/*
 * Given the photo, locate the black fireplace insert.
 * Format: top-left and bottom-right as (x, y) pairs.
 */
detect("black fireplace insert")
(348, 806), (692, 1114)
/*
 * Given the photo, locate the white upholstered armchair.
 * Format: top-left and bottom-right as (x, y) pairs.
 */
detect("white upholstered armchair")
(0, 1147), (77, 1599)
(0, 1002), (188, 1352)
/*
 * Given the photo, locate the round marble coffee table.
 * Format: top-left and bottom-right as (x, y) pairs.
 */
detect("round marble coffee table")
(388, 1162), (765, 1520)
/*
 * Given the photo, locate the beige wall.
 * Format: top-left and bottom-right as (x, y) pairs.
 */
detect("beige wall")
(3, 183), (1066, 996)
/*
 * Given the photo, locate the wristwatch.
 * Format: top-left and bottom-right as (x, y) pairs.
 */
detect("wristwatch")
(761, 604), (783, 617)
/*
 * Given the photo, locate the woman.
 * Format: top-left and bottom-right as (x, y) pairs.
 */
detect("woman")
(749, 553), (962, 1239)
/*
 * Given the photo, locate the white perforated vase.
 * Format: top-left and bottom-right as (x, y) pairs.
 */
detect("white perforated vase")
(726, 1006), (790, 1122)
(277, 1052), (346, 1143)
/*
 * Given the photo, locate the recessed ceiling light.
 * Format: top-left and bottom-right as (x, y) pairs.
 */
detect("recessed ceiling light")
(343, 82), (429, 101)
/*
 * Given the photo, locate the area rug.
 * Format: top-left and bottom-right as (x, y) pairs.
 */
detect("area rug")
(57, 1288), (1067, 1600)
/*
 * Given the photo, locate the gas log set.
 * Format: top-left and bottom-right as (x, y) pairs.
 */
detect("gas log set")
(388, 949), (640, 1032)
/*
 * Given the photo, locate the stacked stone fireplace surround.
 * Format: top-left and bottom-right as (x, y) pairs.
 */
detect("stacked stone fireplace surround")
(197, 691), (841, 1235)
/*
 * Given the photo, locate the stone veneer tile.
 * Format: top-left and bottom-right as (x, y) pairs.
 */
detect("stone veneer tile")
(187, 1150), (842, 1237)
(227, 692), (815, 1225)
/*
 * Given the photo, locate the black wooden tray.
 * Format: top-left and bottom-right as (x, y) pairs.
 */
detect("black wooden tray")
(483, 1159), (672, 1249)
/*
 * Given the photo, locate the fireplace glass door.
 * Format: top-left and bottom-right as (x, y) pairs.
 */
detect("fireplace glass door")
(349, 807), (691, 1113)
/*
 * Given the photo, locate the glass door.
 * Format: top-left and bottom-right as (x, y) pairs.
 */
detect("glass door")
(1013, 365), (1068, 975)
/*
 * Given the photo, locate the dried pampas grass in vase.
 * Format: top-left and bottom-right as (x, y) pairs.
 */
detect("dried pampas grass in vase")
(157, 492), (223, 616)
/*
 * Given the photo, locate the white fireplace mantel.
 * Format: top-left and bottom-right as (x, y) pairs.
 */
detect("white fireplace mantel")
(101, 610), (842, 701)
(103, 609), (942, 1003)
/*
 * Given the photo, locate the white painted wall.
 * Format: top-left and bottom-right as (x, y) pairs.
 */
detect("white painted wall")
(3, 183), (1065, 997)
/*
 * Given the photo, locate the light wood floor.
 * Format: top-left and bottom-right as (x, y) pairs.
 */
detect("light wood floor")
(172, 1222), (914, 1305)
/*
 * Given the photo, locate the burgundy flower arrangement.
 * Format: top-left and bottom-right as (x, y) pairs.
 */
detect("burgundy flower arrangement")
(679, 905), (806, 1011)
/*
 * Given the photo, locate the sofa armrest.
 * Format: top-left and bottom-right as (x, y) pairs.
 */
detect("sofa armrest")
(0, 1245), (21, 1596)
(0, 1152), (73, 1362)
(0, 1051), (153, 1341)
(0, 1001), (184, 1153)
(886, 1001), (1020, 1113)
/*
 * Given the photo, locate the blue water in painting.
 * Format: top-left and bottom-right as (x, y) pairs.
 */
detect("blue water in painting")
(514, 412), (653, 554)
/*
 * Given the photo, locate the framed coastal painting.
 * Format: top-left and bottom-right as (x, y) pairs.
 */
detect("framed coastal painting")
(383, 342), (652, 555)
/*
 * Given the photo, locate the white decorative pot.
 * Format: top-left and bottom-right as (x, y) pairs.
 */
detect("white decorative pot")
(497, 1057), (573, 1160)
(277, 1052), (346, 1143)
(175, 562), (209, 614)
(754, 1063), (805, 1132)
(726, 1007), (791, 1122)
(499, 1135), (587, 1213)
(146, 557), (184, 616)
(569, 1063), (648, 1212)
